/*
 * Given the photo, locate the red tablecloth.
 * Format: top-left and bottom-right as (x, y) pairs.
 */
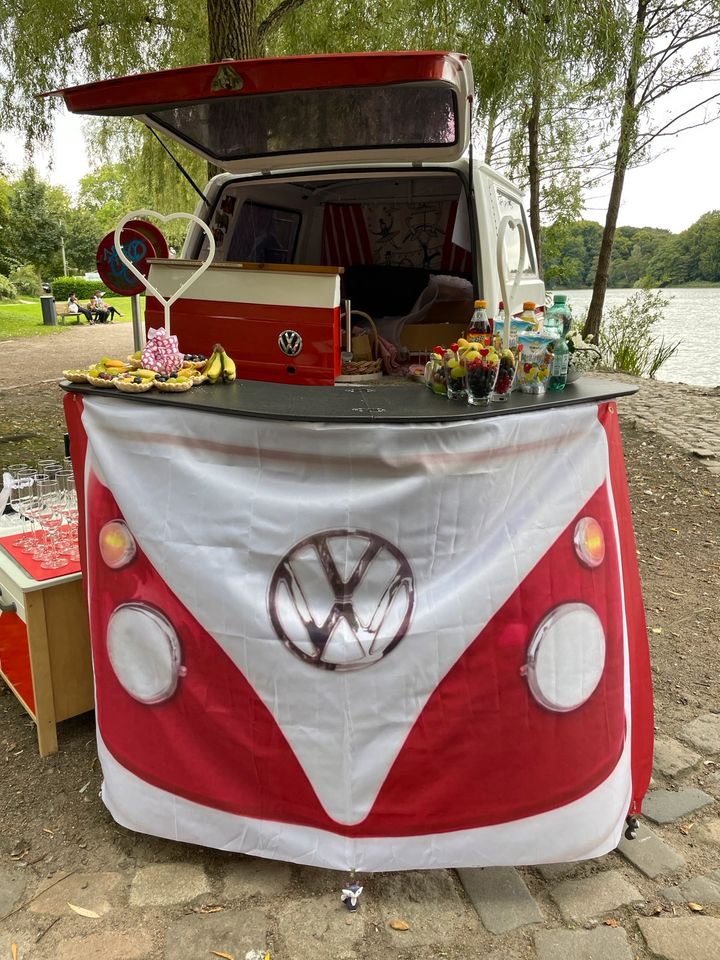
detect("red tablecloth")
(0, 532), (81, 582)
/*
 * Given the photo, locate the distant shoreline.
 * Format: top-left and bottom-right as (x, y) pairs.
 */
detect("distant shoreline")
(557, 282), (720, 290)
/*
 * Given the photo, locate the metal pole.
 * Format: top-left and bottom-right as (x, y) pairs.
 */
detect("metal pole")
(131, 294), (144, 353)
(60, 235), (68, 276)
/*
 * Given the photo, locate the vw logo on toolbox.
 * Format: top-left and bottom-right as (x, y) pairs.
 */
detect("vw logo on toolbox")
(278, 329), (303, 356)
(268, 529), (415, 670)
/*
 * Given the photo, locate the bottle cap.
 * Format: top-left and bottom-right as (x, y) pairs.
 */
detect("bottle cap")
(474, 299), (488, 308)
(523, 301), (536, 310)
(553, 294), (568, 303)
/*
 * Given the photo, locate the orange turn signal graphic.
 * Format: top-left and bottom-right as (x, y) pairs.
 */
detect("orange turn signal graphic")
(99, 520), (136, 569)
(573, 517), (605, 569)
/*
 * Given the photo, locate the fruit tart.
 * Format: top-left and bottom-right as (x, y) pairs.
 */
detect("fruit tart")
(62, 369), (90, 383)
(114, 374), (155, 393)
(154, 374), (193, 392)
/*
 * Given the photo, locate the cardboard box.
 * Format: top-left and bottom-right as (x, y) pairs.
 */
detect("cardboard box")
(400, 322), (467, 353)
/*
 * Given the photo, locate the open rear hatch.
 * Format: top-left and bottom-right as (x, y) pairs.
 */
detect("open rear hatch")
(44, 51), (473, 173)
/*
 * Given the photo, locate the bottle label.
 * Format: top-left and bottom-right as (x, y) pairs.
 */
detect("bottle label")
(551, 352), (569, 376)
(467, 331), (492, 345)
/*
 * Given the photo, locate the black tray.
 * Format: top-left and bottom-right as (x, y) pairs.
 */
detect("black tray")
(61, 376), (637, 424)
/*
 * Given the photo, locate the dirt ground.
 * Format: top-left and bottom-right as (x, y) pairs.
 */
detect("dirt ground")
(1, 325), (719, 959)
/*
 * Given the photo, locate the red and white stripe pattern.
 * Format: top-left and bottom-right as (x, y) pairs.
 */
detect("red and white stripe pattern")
(321, 204), (373, 266)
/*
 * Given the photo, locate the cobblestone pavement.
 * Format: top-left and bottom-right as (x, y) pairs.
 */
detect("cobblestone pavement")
(1, 333), (719, 959)
(591, 370), (720, 476)
(1, 721), (719, 960)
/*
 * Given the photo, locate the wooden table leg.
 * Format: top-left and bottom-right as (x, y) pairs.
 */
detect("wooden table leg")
(24, 591), (59, 756)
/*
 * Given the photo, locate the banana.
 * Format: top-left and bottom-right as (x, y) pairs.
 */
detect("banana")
(221, 348), (237, 382)
(204, 346), (224, 384)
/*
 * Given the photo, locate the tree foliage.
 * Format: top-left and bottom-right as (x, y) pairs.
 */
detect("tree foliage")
(543, 213), (720, 288)
(583, 0), (720, 340)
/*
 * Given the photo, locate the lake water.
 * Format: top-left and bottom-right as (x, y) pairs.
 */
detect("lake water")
(559, 288), (719, 388)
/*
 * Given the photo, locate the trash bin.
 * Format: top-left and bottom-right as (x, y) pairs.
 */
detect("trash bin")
(40, 294), (57, 326)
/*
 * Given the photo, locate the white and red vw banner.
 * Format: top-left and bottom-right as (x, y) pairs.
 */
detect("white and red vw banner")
(64, 393), (652, 872)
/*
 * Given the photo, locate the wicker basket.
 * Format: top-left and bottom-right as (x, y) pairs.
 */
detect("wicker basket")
(339, 311), (383, 379)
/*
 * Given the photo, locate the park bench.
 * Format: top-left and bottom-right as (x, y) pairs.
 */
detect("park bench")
(55, 302), (94, 325)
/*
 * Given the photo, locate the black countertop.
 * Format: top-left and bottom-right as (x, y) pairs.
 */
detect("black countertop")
(61, 376), (637, 424)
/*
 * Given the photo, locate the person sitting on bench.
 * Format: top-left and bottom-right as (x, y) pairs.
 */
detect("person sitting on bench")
(90, 291), (123, 323)
(67, 291), (94, 324)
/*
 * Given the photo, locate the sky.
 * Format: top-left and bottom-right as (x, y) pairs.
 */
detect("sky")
(1, 102), (719, 234)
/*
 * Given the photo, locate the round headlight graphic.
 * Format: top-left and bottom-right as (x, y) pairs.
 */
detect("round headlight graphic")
(99, 520), (136, 569)
(524, 603), (606, 712)
(107, 603), (184, 704)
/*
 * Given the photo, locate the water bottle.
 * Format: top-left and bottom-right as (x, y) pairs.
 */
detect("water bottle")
(547, 295), (572, 391)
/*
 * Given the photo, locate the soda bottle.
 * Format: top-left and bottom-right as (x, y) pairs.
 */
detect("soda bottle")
(467, 299), (492, 345)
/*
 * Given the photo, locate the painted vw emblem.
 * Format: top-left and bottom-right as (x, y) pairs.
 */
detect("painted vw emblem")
(268, 529), (415, 670)
(278, 329), (303, 356)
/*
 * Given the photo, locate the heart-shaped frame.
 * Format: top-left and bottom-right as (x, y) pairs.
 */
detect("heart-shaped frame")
(495, 215), (527, 352)
(114, 210), (217, 333)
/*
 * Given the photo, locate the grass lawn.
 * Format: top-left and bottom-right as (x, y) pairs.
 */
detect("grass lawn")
(0, 296), (138, 339)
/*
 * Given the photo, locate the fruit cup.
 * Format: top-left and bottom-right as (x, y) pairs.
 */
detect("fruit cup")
(444, 343), (467, 400)
(427, 349), (447, 395)
(466, 347), (500, 405)
(491, 349), (519, 402)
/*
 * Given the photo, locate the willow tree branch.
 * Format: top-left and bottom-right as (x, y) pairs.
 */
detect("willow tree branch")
(259, 0), (311, 40)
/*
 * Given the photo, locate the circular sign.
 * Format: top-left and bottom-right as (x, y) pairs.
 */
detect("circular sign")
(124, 219), (170, 260)
(96, 228), (155, 296)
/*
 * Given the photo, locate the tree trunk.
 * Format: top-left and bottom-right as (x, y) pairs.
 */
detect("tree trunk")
(527, 82), (542, 276)
(207, 0), (260, 61)
(583, 0), (647, 343)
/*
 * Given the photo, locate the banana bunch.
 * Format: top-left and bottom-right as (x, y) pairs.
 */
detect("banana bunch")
(205, 343), (237, 384)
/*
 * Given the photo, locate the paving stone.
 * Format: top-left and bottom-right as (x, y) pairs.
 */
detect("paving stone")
(276, 893), (363, 960)
(222, 856), (292, 899)
(643, 788), (714, 824)
(0, 867), (26, 916)
(28, 871), (124, 916)
(617, 821), (686, 878)
(534, 861), (581, 881)
(549, 870), (643, 923)
(658, 875), (720, 904)
(371, 870), (478, 949)
(534, 926), (633, 960)
(130, 863), (210, 907)
(704, 771), (720, 798)
(638, 916), (720, 960)
(164, 907), (268, 960)
(457, 866), (543, 934)
(55, 931), (155, 960)
(653, 737), (703, 778)
(698, 817), (720, 845)
(680, 714), (720, 755)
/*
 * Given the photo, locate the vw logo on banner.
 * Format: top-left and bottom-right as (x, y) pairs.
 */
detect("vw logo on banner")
(278, 329), (303, 356)
(268, 529), (415, 670)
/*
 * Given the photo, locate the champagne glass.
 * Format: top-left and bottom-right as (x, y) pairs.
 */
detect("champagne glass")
(36, 480), (68, 570)
(10, 468), (34, 547)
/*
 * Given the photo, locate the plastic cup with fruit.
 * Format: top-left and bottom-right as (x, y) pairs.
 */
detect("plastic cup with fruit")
(444, 342), (467, 400)
(491, 348), (519, 402)
(466, 346), (500, 405)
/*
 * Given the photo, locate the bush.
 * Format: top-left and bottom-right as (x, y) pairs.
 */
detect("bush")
(51, 276), (102, 301)
(0, 274), (18, 301)
(601, 290), (680, 378)
(9, 264), (42, 297)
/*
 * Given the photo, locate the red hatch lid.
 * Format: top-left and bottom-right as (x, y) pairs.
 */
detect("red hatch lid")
(44, 51), (473, 173)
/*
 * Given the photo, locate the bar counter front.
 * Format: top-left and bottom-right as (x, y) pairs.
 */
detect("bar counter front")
(62, 377), (653, 873)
